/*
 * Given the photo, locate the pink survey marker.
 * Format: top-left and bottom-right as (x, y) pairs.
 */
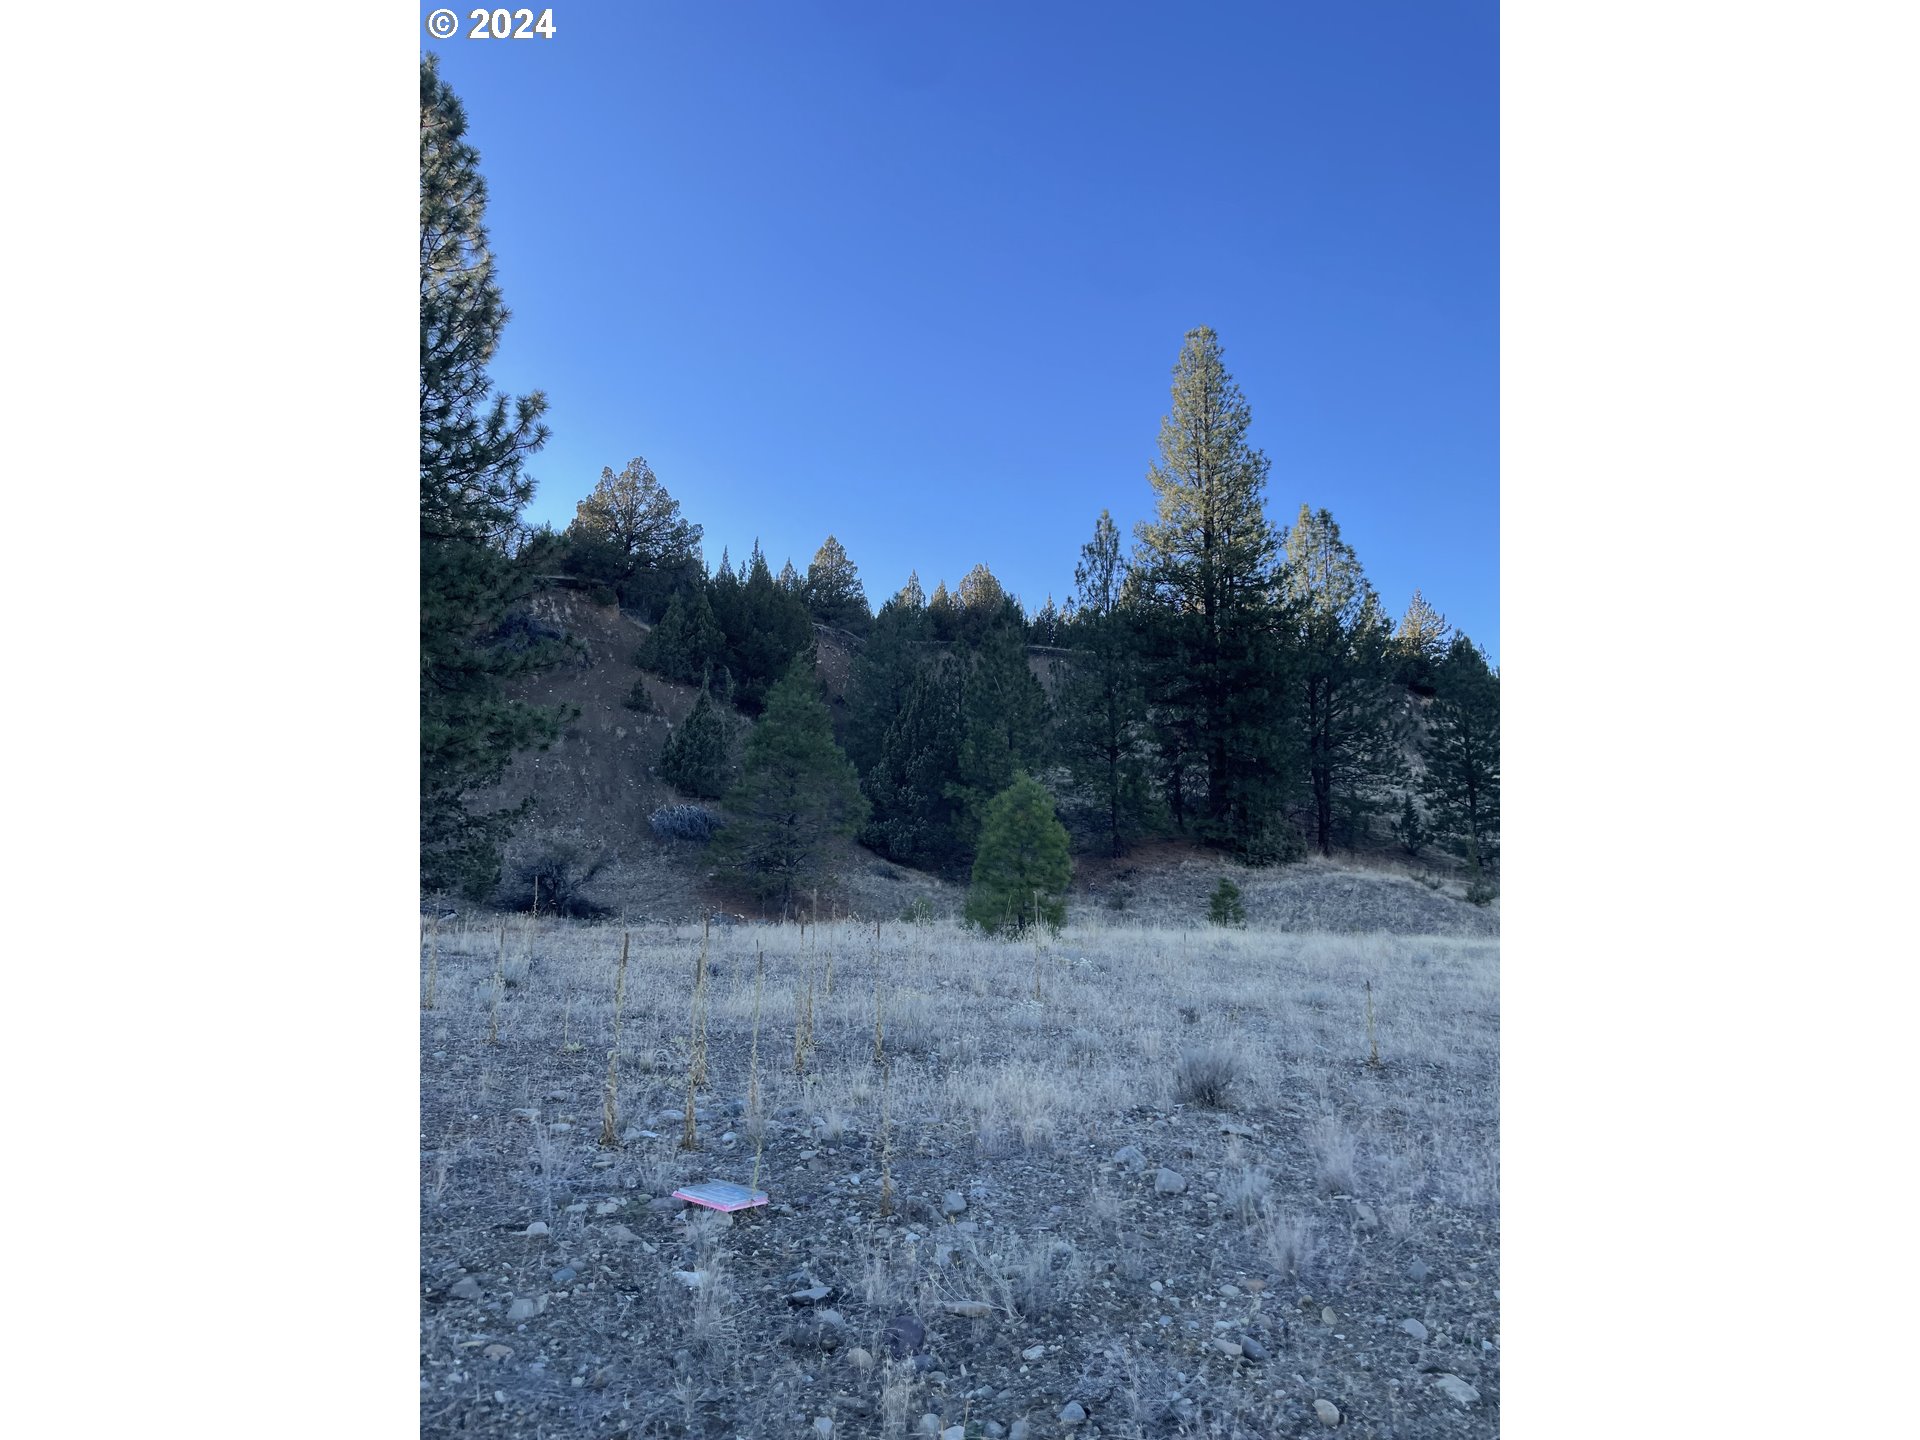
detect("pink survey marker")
(672, 1180), (770, 1213)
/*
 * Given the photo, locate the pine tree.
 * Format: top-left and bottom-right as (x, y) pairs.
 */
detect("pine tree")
(419, 55), (571, 897)
(661, 689), (731, 799)
(802, 535), (872, 634)
(1391, 589), (1452, 695)
(1421, 635), (1499, 875)
(861, 656), (967, 867)
(1132, 327), (1288, 854)
(845, 590), (934, 777)
(1055, 510), (1154, 856)
(636, 586), (725, 685)
(964, 775), (1072, 936)
(1284, 506), (1404, 856)
(563, 457), (702, 616)
(951, 621), (1051, 847)
(712, 542), (815, 712)
(716, 669), (869, 910)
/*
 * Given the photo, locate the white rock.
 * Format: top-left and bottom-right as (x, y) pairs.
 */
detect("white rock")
(1154, 1168), (1188, 1194)
(812, 1420), (834, 1439)
(1433, 1374), (1480, 1405)
(523, 1221), (550, 1237)
(1400, 1318), (1428, 1342)
(1059, 1401), (1087, 1424)
(1314, 1398), (1342, 1427)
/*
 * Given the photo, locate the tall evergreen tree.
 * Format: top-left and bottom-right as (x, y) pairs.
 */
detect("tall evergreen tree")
(1284, 506), (1404, 856)
(964, 775), (1073, 936)
(802, 535), (872, 634)
(661, 689), (731, 799)
(1421, 634), (1500, 875)
(635, 585), (725, 686)
(562, 456), (702, 616)
(1132, 327), (1287, 854)
(710, 542), (815, 712)
(845, 588), (933, 776)
(1391, 588), (1452, 695)
(861, 655), (967, 868)
(716, 669), (868, 911)
(951, 621), (1051, 846)
(1056, 510), (1154, 856)
(419, 55), (571, 897)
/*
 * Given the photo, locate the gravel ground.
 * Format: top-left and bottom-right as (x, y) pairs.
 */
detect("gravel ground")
(421, 915), (1498, 1438)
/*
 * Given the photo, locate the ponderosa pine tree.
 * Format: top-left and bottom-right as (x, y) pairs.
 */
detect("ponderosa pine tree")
(661, 689), (730, 799)
(1132, 327), (1288, 855)
(1055, 510), (1153, 856)
(710, 542), (815, 713)
(951, 620), (1051, 847)
(636, 585), (725, 686)
(717, 668), (868, 911)
(1391, 588), (1452, 695)
(964, 774), (1072, 935)
(1421, 634), (1499, 875)
(562, 457), (703, 616)
(845, 584), (933, 777)
(419, 54), (572, 897)
(861, 655), (967, 868)
(1284, 506), (1404, 856)
(802, 535), (871, 634)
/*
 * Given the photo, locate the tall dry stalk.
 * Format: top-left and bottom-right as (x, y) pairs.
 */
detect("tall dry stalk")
(487, 920), (506, 1046)
(872, 975), (886, 1065)
(1365, 979), (1382, 1069)
(748, 949), (766, 1193)
(599, 932), (630, 1147)
(681, 942), (708, 1151)
(423, 917), (439, 1011)
(876, 1055), (895, 1217)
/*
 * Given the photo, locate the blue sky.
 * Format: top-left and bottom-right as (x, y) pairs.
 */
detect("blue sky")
(429, 0), (1498, 660)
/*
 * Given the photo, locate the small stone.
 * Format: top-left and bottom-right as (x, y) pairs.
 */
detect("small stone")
(595, 1200), (622, 1216)
(505, 1295), (546, 1321)
(1154, 1167), (1188, 1194)
(1314, 1398), (1341, 1427)
(1219, 1120), (1253, 1137)
(1214, 1339), (1242, 1358)
(1239, 1336), (1268, 1361)
(1400, 1318), (1428, 1342)
(549, 1122), (573, 1134)
(942, 1428), (966, 1440)
(788, 1285), (834, 1305)
(1059, 1401), (1087, 1424)
(1321, 1306), (1338, 1327)
(511, 1108), (539, 1121)
(942, 1189), (968, 1215)
(564, 1202), (589, 1216)
(447, 1276), (482, 1301)
(483, 1343), (513, 1360)
(1482, 1339), (1494, 1352)
(816, 1308), (846, 1329)
(551, 1267), (577, 1286)
(942, 1300), (991, 1318)
(1407, 1259), (1430, 1282)
(1022, 1344), (1045, 1361)
(523, 1221), (549, 1237)
(602, 1224), (639, 1242)
(885, 1314), (927, 1358)
(1351, 1202), (1379, 1232)
(1112, 1145), (1147, 1170)
(1241, 1277), (1267, 1293)
(1009, 1422), (1032, 1440)
(1433, 1374), (1480, 1405)
(984, 1424), (1005, 1439)
(848, 1348), (874, 1372)
(917, 1416), (940, 1436)
(813, 1420), (834, 1439)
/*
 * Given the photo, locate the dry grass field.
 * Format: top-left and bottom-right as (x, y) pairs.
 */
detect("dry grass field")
(420, 906), (1498, 1439)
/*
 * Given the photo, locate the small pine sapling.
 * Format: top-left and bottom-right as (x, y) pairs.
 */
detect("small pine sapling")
(1208, 877), (1247, 928)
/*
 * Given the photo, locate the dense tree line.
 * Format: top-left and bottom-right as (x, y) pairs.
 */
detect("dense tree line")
(420, 58), (1499, 905)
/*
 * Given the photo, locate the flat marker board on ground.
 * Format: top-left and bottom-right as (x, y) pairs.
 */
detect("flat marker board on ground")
(673, 1181), (770, 1213)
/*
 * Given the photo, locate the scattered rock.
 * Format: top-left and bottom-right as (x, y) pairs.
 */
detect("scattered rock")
(1321, 1306), (1338, 1327)
(1407, 1259), (1430, 1281)
(1154, 1167), (1188, 1195)
(602, 1224), (639, 1243)
(523, 1221), (549, 1237)
(1400, 1318), (1428, 1342)
(788, 1285), (835, 1306)
(1314, 1398), (1342, 1427)
(1433, 1374), (1480, 1405)
(847, 1348), (874, 1372)
(1021, 1344), (1045, 1361)
(551, 1267), (578, 1286)
(1112, 1144), (1147, 1170)
(942, 1428), (966, 1440)
(1214, 1339), (1242, 1358)
(816, 1308), (846, 1329)
(941, 1300), (991, 1318)
(812, 1420), (833, 1439)
(1351, 1202), (1379, 1232)
(1059, 1400), (1087, 1425)
(671, 1270), (708, 1290)
(1009, 1422), (1032, 1440)
(483, 1343), (513, 1360)
(506, 1295), (547, 1321)
(917, 1415), (940, 1436)
(942, 1189), (968, 1215)
(1239, 1336), (1268, 1361)
(1219, 1120), (1254, 1137)
(447, 1276), (482, 1301)
(885, 1313), (927, 1358)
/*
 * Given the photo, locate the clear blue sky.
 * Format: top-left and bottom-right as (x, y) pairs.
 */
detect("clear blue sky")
(429, 0), (1499, 660)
